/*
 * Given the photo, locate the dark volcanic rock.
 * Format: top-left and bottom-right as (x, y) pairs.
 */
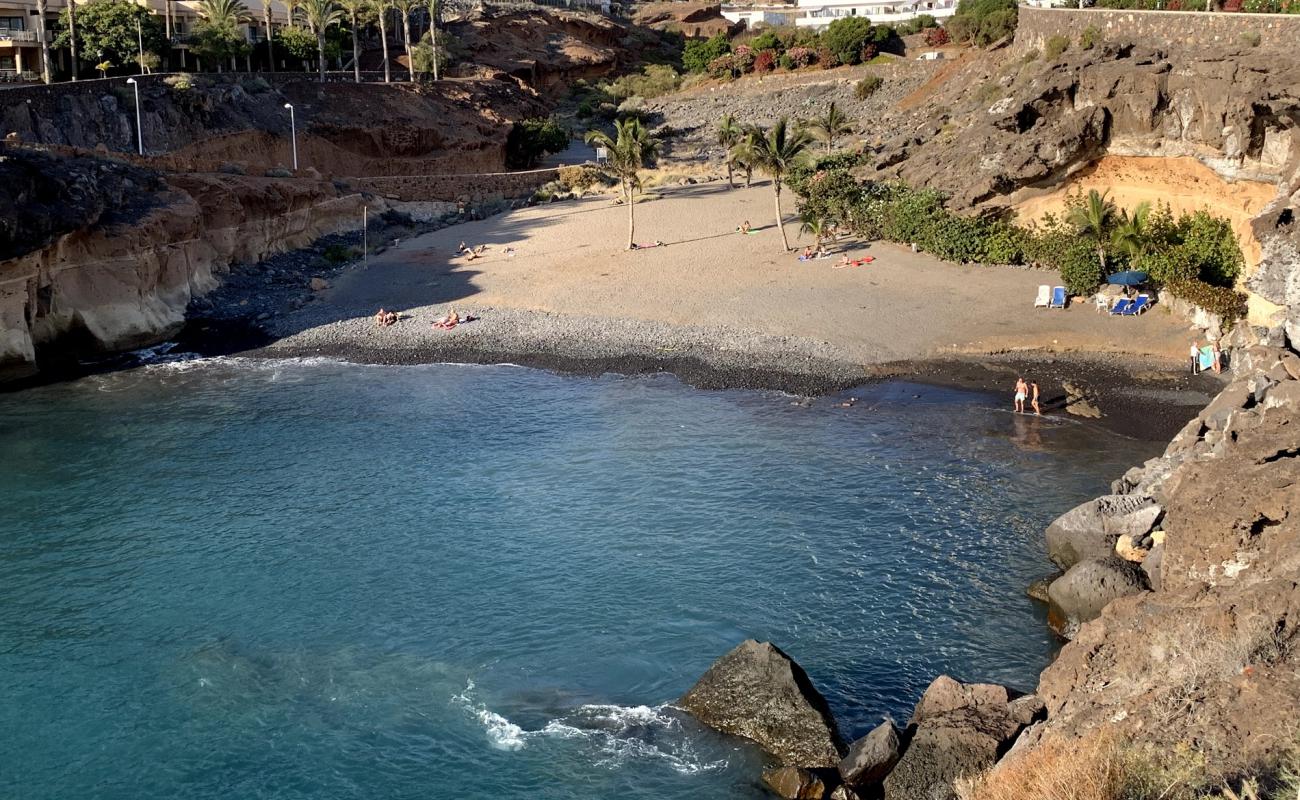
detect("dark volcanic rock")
(1047, 557), (1149, 638)
(839, 719), (905, 790)
(883, 676), (1030, 800)
(679, 640), (845, 767)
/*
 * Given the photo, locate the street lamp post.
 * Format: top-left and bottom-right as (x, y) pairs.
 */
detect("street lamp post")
(125, 78), (143, 155)
(284, 102), (298, 171)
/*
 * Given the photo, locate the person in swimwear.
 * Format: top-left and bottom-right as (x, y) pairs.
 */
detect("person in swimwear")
(1030, 381), (1041, 415)
(737, 220), (751, 234)
(801, 246), (814, 260)
(1014, 377), (1028, 413)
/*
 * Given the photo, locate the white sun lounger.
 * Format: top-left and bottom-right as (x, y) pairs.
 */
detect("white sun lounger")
(1034, 285), (1051, 309)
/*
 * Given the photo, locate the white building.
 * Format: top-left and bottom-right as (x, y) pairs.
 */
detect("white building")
(795, 0), (958, 27)
(720, 3), (804, 27)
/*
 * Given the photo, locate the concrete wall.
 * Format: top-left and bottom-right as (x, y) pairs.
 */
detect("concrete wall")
(353, 168), (561, 202)
(1014, 6), (1300, 51)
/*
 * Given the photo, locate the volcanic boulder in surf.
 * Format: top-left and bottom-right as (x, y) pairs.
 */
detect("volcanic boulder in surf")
(678, 639), (845, 767)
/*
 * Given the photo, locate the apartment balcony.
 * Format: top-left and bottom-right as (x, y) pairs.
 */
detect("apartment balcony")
(795, 2), (956, 25)
(0, 30), (38, 43)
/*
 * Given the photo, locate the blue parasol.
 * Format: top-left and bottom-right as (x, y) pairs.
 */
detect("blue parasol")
(1106, 270), (1150, 286)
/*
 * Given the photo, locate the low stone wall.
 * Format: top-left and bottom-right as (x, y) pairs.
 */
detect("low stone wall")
(1014, 6), (1300, 51)
(352, 168), (561, 202)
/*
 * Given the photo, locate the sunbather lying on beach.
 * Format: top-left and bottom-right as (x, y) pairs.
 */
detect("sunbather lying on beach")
(374, 308), (398, 327)
(630, 241), (665, 250)
(432, 309), (460, 330)
(737, 220), (751, 234)
(833, 255), (875, 269)
(457, 241), (471, 255)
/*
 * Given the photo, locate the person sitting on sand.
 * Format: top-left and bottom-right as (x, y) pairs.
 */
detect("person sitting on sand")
(800, 246), (814, 261)
(474, 244), (487, 254)
(432, 308), (460, 330)
(465, 249), (482, 262)
(737, 220), (751, 234)
(1014, 377), (1028, 414)
(1030, 381), (1041, 416)
(457, 241), (471, 255)
(374, 308), (398, 327)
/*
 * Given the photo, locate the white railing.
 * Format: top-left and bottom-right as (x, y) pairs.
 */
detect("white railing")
(0, 30), (39, 42)
(795, 3), (956, 24)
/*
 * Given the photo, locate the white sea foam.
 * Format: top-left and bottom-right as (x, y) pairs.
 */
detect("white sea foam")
(451, 683), (726, 773)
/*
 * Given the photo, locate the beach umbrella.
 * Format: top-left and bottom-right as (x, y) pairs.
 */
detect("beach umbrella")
(1106, 270), (1150, 286)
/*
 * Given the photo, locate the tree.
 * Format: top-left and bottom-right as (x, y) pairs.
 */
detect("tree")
(1066, 189), (1118, 273)
(822, 17), (888, 65)
(426, 0), (440, 80)
(374, 0), (392, 81)
(506, 117), (568, 168)
(799, 213), (831, 250)
(729, 129), (758, 188)
(276, 26), (316, 68)
(34, 0), (52, 83)
(67, 0), (79, 79)
(806, 101), (854, 154)
(716, 114), (743, 188)
(192, 0), (250, 70)
(1110, 201), (1152, 260)
(947, 0), (1018, 47)
(285, 0), (303, 27)
(54, 0), (165, 75)
(682, 32), (730, 73)
(263, 0), (275, 71)
(585, 118), (660, 250)
(393, 0), (417, 81)
(339, 0), (368, 82)
(302, 0), (343, 81)
(748, 117), (814, 251)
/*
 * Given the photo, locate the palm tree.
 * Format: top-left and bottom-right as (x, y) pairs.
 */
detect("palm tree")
(426, 0), (440, 80)
(806, 101), (854, 155)
(799, 214), (831, 251)
(66, 0), (79, 80)
(284, 0), (303, 27)
(374, 0), (392, 81)
(1110, 201), (1153, 260)
(748, 117), (814, 252)
(729, 128), (758, 188)
(34, 0), (52, 83)
(198, 0), (248, 30)
(339, 0), (368, 82)
(393, 0), (417, 81)
(262, 0), (275, 71)
(716, 114), (743, 189)
(585, 118), (660, 250)
(303, 0), (343, 81)
(1067, 188), (1119, 273)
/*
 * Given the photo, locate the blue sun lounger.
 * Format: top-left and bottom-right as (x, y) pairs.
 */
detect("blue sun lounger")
(1109, 298), (1133, 315)
(1122, 295), (1151, 316)
(1049, 286), (1067, 309)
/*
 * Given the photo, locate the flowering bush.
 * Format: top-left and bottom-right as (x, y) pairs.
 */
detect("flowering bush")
(706, 54), (736, 79)
(816, 46), (840, 69)
(924, 27), (951, 46)
(754, 49), (776, 72)
(732, 44), (756, 72)
(860, 43), (878, 62)
(787, 46), (815, 67)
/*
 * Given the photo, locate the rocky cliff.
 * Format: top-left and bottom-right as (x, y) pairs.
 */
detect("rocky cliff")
(0, 148), (375, 382)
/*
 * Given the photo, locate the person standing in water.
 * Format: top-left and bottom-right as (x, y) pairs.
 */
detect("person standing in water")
(1014, 377), (1028, 413)
(1030, 381), (1041, 415)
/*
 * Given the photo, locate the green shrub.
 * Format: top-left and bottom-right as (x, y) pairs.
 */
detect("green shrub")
(823, 17), (891, 65)
(556, 164), (608, 191)
(1079, 24), (1100, 50)
(855, 74), (884, 99)
(505, 118), (569, 169)
(778, 53), (794, 70)
(976, 80), (1002, 103)
(1021, 48), (1040, 63)
(948, 0), (1018, 46)
(1045, 34), (1069, 60)
(241, 75), (271, 93)
(749, 30), (783, 53)
(322, 244), (357, 264)
(164, 72), (194, 90)
(1239, 31), (1261, 47)
(1056, 240), (1106, 295)
(683, 33), (731, 73)
(1167, 280), (1248, 325)
(609, 65), (680, 100)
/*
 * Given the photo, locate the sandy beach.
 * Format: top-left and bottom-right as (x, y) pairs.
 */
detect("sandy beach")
(255, 181), (1223, 438)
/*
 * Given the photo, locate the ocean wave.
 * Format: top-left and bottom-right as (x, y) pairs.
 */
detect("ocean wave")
(451, 683), (726, 774)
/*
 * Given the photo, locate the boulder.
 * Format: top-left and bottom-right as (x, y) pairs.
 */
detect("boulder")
(1201, 379), (1254, 431)
(679, 640), (845, 767)
(1024, 575), (1057, 604)
(763, 766), (828, 800)
(309, 277), (331, 292)
(1263, 380), (1300, 411)
(839, 720), (905, 790)
(830, 787), (861, 800)
(1114, 534), (1150, 562)
(883, 676), (1029, 800)
(1045, 495), (1161, 570)
(1141, 541), (1164, 592)
(1047, 557), (1149, 637)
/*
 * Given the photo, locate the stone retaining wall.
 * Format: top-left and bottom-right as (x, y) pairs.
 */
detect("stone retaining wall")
(1014, 6), (1300, 51)
(352, 168), (561, 202)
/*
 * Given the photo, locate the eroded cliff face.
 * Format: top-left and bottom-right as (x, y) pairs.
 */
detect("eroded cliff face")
(0, 151), (375, 382)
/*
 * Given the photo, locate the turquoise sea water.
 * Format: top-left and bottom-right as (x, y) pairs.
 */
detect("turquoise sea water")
(0, 359), (1145, 799)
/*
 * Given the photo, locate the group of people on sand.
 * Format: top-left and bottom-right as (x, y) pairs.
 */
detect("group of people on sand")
(1190, 340), (1223, 375)
(373, 307), (474, 330)
(799, 245), (830, 261)
(458, 242), (488, 261)
(1013, 377), (1042, 415)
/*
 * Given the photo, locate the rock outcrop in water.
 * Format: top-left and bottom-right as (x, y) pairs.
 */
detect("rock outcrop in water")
(678, 639), (845, 768)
